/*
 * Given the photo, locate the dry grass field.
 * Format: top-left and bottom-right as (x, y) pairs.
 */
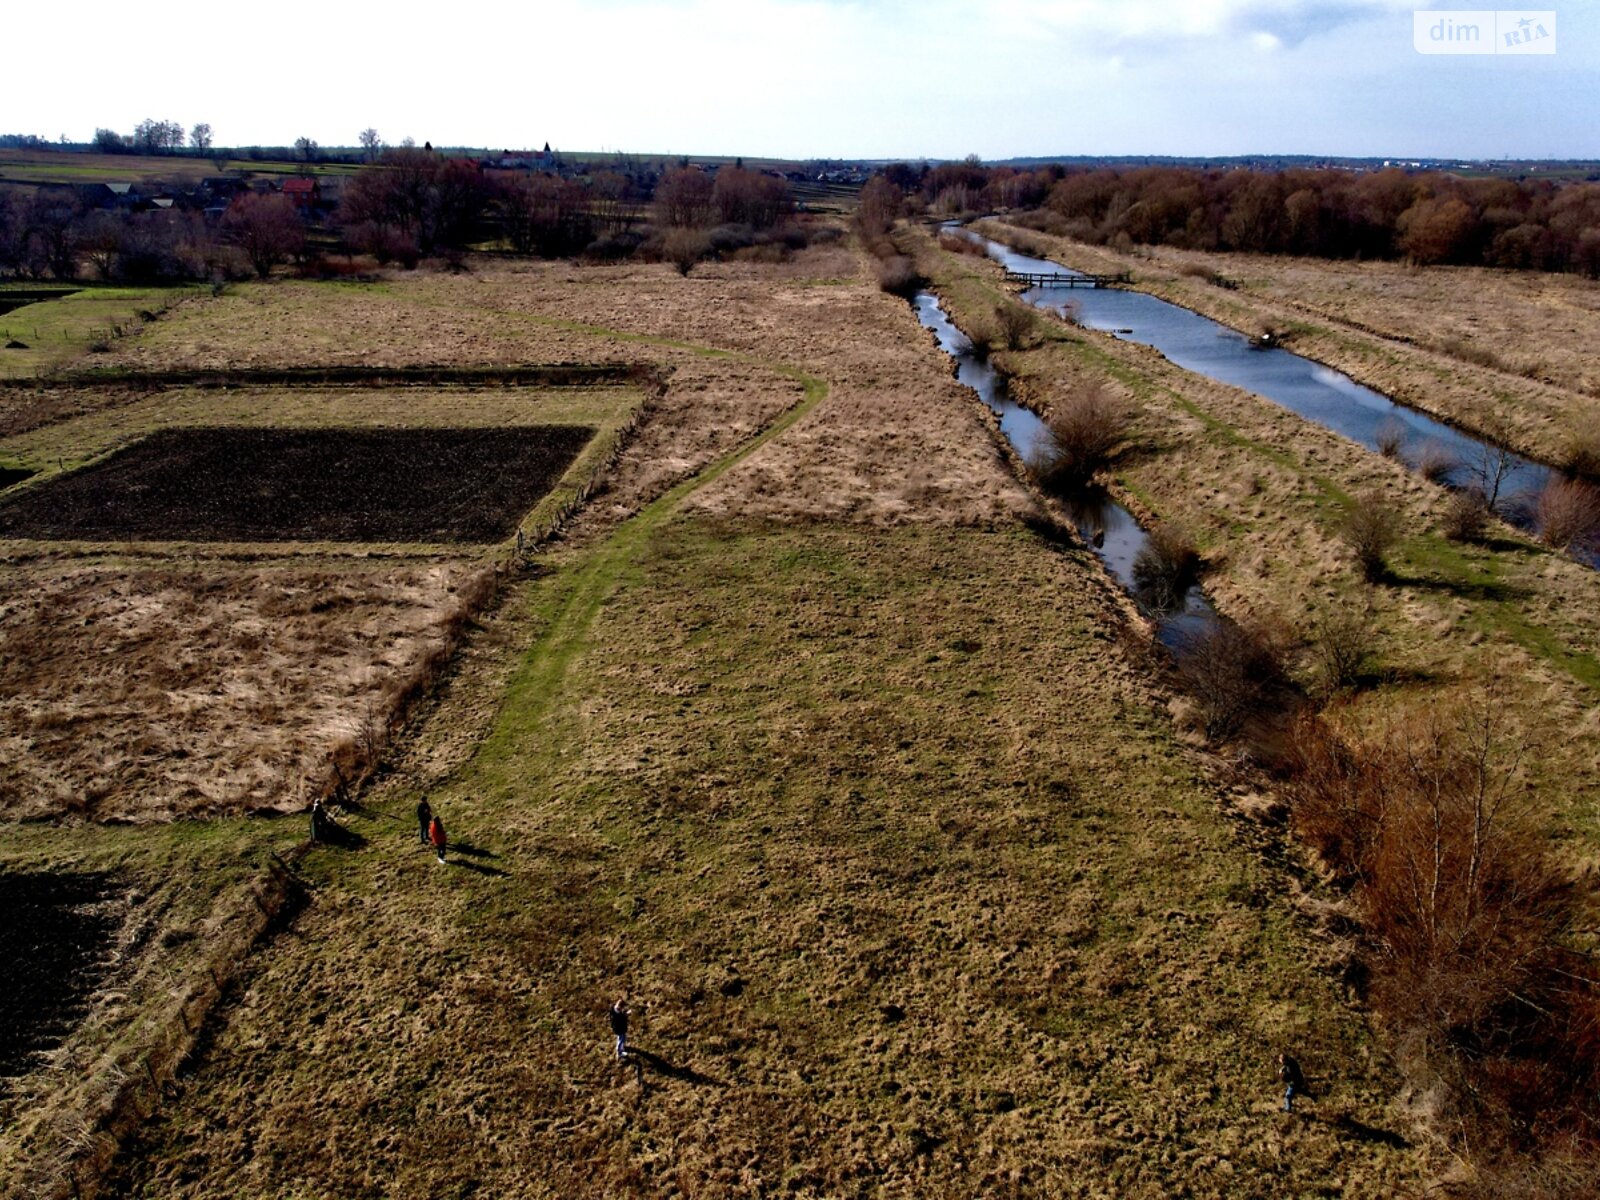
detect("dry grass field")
(3, 242), (1432, 1197)
(974, 219), (1600, 471)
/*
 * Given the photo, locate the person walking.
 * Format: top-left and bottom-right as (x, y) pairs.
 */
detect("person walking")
(428, 813), (447, 865)
(609, 999), (631, 1062)
(1278, 1051), (1305, 1113)
(416, 798), (433, 845)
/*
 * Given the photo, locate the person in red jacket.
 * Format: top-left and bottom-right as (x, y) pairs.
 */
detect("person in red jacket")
(428, 813), (447, 864)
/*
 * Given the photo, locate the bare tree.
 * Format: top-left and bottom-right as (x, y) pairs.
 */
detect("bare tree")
(190, 123), (213, 153)
(294, 136), (319, 163)
(654, 167), (714, 228)
(359, 128), (382, 162)
(222, 193), (304, 278)
(134, 118), (184, 155)
(1469, 416), (1519, 512)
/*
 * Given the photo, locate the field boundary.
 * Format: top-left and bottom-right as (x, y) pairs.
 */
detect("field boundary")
(2, 362), (666, 392)
(19, 855), (306, 1200)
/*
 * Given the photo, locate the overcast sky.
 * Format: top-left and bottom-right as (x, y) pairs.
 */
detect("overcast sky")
(12, 1), (1596, 159)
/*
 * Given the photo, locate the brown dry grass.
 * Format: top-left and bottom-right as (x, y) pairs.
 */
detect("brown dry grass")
(0, 561), (490, 822)
(5, 238), (1433, 1197)
(108, 523), (1424, 1200)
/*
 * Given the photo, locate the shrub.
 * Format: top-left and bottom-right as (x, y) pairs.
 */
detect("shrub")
(1442, 488), (1492, 543)
(1310, 604), (1374, 692)
(1536, 476), (1600, 554)
(1131, 522), (1200, 612)
(1030, 381), (1131, 490)
(876, 255), (925, 298)
(1565, 429), (1600, 482)
(994, 301), (1037, 350)
(1286, 692), (1600, 1161)
(1374, 417), (1407, 459)
(1173, 617), (1288, 741)
(937, 231), (987, 258)
(1339, 491), (1401, 581)
(663, 227), (712, 276)
(1417, 440), (1458, 484)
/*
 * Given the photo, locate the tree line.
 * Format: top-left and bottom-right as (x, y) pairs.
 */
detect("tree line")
(0, 151), (803, 283)
(863, 159), (1600, 275)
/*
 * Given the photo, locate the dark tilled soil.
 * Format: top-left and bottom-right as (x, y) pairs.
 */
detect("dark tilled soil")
(0, 426), (595, 543)
(0, 872), (123, 1083)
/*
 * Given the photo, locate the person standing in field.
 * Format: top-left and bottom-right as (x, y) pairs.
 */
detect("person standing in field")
(416, 798), (432, 845)
(428, 812), (447, 865)
(609, 999), (631, 1061)
(1278, 1051), (1305, 1113)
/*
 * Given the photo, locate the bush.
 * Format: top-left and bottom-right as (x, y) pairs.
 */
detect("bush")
(1374, 417), (1406, 459)
(1536, 476), (1600, 555)
(1286, 693), (1600, 1161)
(937, 231), (987, 257)
(1310, 604), (1374, 692)
(663, 227), (712, 276)
(1030, 381), (1131, 490)
(1565, 429), (1600, 483)
(1339, 492), (1402, 581)
(876, 255), (925, 298)
(994, 301), (1037, 350)
(1417, 440), (1458, 484)
(1442, 488), (1492, 543)
(1131, 522), (1200, 612)
(1173, 618), (1289, 741)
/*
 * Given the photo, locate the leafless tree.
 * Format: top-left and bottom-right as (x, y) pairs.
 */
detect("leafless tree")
(294, 136), (319, 163)
(1340, 491), (1402, 581)
(190, 123), (213, 153)
(222, 193), (304, 278)
(654, 167), (714, 228)
(1469, 416), (1519, 512)
(359, 128), (382, 162)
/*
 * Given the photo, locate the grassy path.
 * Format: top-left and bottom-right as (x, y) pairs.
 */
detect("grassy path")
(474, 355), (828, 772)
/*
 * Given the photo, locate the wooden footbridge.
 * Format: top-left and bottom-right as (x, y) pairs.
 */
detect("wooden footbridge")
(1004, 269), (1132, 289)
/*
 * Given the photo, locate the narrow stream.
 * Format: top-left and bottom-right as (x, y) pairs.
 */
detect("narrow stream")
(959, 228), (1597, 570)
(913, 290), (1216, 646)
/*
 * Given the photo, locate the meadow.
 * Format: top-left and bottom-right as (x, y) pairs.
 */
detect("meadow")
(2, 236), (1439, 1197)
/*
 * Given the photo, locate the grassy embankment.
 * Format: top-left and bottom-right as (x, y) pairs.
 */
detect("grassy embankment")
(70, 255), (1430, 1196)
(909, 223), (1600, 850)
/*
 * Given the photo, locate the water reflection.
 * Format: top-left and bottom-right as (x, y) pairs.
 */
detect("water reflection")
(914, 289), (1215, 646)
(957, 227), (1594, 568)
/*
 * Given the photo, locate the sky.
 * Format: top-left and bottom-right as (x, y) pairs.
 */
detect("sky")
(10, 1), (1597, 160)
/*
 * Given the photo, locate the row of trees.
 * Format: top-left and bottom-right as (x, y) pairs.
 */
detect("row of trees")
(1014, 165), (1600, 273)
(94, 120), (211, 155)
(0, 151), (803, 281)
(862, 158), (1600, 275)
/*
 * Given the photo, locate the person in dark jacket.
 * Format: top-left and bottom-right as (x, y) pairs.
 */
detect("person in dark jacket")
(609, 999), (631, 1061)
(1278, 1051), (1305, 1113)
(428, 813), (447, 864)
(416, 798), (433, 845)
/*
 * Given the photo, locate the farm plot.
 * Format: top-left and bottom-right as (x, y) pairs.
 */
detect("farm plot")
(0, 425), (595, 544)
(0, 872), (124, 1087)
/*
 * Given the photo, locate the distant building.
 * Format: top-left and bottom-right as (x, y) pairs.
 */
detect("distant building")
(282, 177), (320, 207)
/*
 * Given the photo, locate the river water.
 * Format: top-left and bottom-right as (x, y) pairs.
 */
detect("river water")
(912, 290), (1216, 646)
(960, 229), (1596, 569)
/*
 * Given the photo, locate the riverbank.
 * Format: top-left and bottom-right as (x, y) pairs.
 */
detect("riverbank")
(904, 222), (1600, 849)
(973, 218), (1598, 473)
